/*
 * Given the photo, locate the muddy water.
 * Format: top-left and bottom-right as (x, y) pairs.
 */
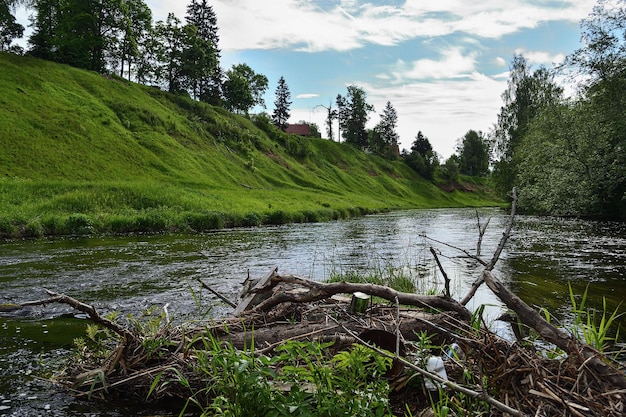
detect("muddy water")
(1, 208), (625, 416)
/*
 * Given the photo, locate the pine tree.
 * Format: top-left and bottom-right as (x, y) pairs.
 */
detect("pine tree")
(373, 101), (399, 157)
(185, 0), (222, 104)
(272, 76), (291, 130)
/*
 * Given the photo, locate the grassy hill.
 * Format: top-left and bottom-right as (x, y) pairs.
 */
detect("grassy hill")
(0, 52), (501, 238)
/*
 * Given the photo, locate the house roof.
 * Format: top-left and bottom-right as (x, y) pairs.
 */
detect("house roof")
(285, 124), (312, 136)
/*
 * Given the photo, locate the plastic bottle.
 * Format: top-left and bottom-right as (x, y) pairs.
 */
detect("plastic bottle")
(424, 356), (447, 391)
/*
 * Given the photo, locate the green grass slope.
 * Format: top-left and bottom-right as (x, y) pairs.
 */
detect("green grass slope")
(0, 53), (500, 238)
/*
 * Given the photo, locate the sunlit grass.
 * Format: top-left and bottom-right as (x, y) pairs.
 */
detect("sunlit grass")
(0, 52), (502, 237)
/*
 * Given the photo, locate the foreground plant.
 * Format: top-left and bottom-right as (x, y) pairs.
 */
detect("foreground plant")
(569, 283), (622, 354)
(178, 335), (393, 417)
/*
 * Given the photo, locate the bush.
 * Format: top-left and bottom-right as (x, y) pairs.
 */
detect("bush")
(65, 213), (94, 235)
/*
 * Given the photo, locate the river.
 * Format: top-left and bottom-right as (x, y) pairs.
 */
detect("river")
(1, 208), (625, 416)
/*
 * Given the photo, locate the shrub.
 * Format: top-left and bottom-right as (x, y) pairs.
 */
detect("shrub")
(65, 213), (94, 235)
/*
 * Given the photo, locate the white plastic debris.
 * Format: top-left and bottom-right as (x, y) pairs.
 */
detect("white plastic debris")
(424, 356), (448, 391)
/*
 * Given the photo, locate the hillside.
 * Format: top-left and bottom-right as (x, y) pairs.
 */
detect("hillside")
(0, 53), (501, 238)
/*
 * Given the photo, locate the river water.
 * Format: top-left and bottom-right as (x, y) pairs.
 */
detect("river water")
(1, 208), (625, 416)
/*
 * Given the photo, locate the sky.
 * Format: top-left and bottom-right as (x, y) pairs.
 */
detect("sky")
(16, 0), (599, 158)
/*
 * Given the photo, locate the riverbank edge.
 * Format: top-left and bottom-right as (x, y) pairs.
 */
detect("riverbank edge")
(0, 182), (506, 239)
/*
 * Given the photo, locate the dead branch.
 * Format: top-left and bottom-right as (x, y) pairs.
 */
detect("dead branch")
(252, 273), (472, 321)
(28, 290), (141, 345)
(460, 187), (518, 306)
(475, 209), (491, 256)
(485, 187), (517, 271)
(482, 269), (626, 390)
(196, 278), (237, 308)
(419, 234), (487, 266)
(430, 247), (450, 297)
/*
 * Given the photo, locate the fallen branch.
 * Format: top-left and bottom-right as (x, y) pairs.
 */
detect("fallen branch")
(196, 278), (237, 308)
(483, 269), (626, 390)
(252, 273), (472, 321)
(460, 187), (518, 306)
(23, 290), (141, 346)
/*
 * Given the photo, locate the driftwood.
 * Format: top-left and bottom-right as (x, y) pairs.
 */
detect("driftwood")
(248, 273), (472, 321)
(483, 269), (626, 389)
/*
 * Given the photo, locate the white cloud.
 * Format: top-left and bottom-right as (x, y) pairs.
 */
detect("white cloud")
(147, 0), (597, 52)
(296, 93), (320, 99)
(514, 48), (567, 66)
(387, 49), (477, 81)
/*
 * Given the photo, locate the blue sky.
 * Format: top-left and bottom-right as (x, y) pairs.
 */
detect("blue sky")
(17, 0), (599, 157)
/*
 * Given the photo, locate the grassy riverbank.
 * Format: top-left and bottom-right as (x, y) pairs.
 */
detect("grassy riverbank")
(0, 53), (502, 238)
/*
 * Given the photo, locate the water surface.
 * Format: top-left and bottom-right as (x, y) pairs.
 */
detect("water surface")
(1, 208), (624, 416)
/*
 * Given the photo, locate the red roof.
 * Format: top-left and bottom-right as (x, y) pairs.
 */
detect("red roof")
(285, 124), (312, 136)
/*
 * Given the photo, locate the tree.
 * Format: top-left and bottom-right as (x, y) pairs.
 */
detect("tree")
(515, 0), (626, 220)
(0, 0), (24, 52)
(411, 131), (432, 156)
(457, 130), (489, 176)
(272, 76), (291, 130)
(564, 0), (626, 85)
(178, 23), (218, 99)
(404, 131), (438, 179)
(223, 63), (268, 115)
(152, 13), (187, 93)
(28, 0), (62, 61)
(371, 101), (399, 158)
(185, 0), (222, 104)
(336, 85), (374, 149)
(492, 54), (563, 196)
(114, 0), (152, 80)
(317, 102), (337, 141)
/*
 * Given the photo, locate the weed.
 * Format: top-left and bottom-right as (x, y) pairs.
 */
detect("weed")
(569, 283), (622, 353)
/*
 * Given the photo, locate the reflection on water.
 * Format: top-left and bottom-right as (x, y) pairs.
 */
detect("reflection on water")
(1, 208), (624, 416)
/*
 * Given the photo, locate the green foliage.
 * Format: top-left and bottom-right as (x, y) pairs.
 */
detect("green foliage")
(0, 1), (24, 52)
(491, 55), (563, 197)
(336, 85), (374, 149)
(495, 2), (626, 218)
(183, 336), (393, 417)
(272, 76), (291, 130)
(405, 131), (439, 180)
(456, 130), (489, 177)
(517, 97), (626, 219)
(223, 63), (269, 114)
(370, 101), (399, 158)
(568, 283), (622, 353)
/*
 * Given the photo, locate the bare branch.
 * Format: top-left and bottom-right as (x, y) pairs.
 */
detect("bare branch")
(252, 274), (472, 321)
(430, 247), (450, 297)
(40, 290), (140, 345)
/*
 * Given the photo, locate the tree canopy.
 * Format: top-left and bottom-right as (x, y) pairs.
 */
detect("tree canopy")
(499, 0), (626, 219)
(457, 130), (489, 177)
(223, 63), (268, 115)
(336, 85), (374, 149)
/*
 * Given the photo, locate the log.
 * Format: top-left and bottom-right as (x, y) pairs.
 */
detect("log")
(482, 269), (626, 390)
(213, 311), (459, 350)
(232, 266), (279, 315)
(252, 273), (472, 321)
